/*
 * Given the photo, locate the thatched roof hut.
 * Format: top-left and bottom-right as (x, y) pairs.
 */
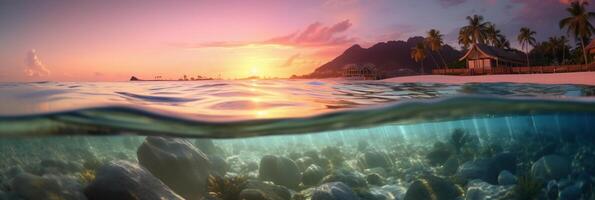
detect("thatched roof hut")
(459, 44), (525, 71)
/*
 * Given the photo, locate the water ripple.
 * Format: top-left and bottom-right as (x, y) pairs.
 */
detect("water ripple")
(115, 92), (199, 103)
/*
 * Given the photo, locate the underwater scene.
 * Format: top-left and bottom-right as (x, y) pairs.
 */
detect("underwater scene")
(0, 80), (594, 200)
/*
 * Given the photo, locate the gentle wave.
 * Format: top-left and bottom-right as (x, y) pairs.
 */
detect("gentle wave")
(1, 80), (594, 117)
(115, 91), (200, 103)
(0, 96), (594, 138)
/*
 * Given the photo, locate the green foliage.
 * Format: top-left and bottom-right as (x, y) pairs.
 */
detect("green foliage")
(459, 15), (490, 47)
(207, 175), (248, 200)
(514, 174), (543, 200)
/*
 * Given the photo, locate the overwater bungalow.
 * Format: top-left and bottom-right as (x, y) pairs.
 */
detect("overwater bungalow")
(459, 44), (525, 74)
(343, 63), (383, 80)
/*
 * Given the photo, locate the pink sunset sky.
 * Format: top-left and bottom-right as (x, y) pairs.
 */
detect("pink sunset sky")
(0, 0), (588, 81)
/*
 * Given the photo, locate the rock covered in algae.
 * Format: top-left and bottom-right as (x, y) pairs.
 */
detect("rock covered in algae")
(258, 155), (301, 189)
(137, 136), (211, 200)
(11, 172), (85, 200)
(403, 175), (463, 200)
(311, 182), (359, 200)
(531, 155), (571, 181)
(84, 160), (183, 200)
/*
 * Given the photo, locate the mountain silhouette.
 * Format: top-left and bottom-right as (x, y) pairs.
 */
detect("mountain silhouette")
(306, 36), (462, 78)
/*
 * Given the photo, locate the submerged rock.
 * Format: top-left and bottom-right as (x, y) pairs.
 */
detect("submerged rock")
(209, 155), (229, 177)
(137, 136), (211, 200)
(457, 159), (491, 183)
(497, 170), (517, 185)
(546, 180), (559, 200)
(302, 164), (325, 186)
(456, 153), (516, 184)
(84, 160), (183, 200)
(404, 175), (463, 200)
(311, 182), (358, 200)
(426, 142), (453, 166)
(441, 156), (460, 175)
(365, 173), (384, 186)
(258, 155), (301, 189)
(559, 184), (581, 200)
(321, 146), (345, 165)
(239, 180), (291, 200)
(364, 167), (388, 178)
(358, 150), (392, 169)
(12, 172), (85, 200)
(465, 179), (513, 200)
(379, 185), (407, 200)
(194, 139), (224, 156)
(322, 169), (367, 188)
(531, 155), (571, 181)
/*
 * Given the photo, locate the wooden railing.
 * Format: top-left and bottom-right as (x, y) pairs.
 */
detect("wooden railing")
(432, 64), (595, 75)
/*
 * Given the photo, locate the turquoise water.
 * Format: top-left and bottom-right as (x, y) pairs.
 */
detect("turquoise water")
(0, 80), (594, 200)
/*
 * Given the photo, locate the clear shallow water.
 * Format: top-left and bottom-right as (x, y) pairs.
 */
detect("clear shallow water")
(0, 80), (594, 200)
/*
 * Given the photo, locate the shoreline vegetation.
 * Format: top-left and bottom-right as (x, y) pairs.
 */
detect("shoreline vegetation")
(294, 1), (594, 79)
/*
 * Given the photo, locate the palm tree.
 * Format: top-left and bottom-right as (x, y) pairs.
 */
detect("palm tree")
(411, 43), (427, 74)
(518, 27), (537, 67)
(458, 28), (473, 49)
(460, 15), (490, 45)
(559, 36), (569, 64)
(426, 29), (449, 69)
(485, 23), (511, 49)
(547, 36), (570, 65)
(486, 23), (499, 46)
(559, 1), (595, 65)
(495, 35), (511, 49)
(547, 37), (560, 64)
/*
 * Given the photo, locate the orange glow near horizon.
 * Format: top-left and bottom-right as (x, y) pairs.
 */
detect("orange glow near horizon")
(1, 1), (573, 82)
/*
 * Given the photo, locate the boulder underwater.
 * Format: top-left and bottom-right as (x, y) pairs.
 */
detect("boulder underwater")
(84, 160), (183, 200)
(137, 136), (211, 200)
(258, 155), (301, 189)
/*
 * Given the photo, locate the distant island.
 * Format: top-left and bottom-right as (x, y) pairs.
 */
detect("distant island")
(130, 75), (213, 81)
(293, 36), (463, 79)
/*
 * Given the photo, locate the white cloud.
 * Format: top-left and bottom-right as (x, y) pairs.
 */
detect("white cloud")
(24, 49), (50, 77)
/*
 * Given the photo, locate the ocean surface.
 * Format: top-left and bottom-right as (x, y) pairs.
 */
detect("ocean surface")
(0, 79), (594, 200)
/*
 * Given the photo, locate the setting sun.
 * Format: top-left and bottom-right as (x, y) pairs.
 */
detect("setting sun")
(250, 67), (260, 77)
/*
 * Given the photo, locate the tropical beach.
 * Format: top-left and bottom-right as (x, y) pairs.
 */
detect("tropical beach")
(0, 1), (595, 200)
(384, 72), (595, 85)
